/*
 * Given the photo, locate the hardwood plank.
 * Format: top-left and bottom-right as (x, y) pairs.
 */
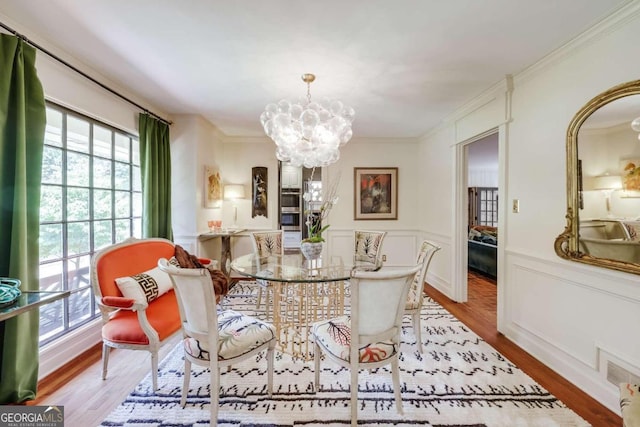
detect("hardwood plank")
(425, 271), (621, 427)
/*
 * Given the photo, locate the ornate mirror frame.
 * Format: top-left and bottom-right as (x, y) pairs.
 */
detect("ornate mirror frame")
(555, 79), (640, 275)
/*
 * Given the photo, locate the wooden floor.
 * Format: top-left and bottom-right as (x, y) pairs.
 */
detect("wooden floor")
(425, 270), (621, 427)
(28, 272), (621, 427)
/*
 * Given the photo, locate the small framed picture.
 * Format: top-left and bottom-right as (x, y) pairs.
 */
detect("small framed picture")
(354, 167), (398, 220)
(204, 165), (222, 208)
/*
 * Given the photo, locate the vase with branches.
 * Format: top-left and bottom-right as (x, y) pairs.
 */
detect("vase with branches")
(300, 170), (339, 258)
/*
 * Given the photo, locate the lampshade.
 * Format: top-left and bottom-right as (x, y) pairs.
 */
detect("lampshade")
(224, 184), (245, 200)
(593, 175), (622, 190)
(260, 73), (354, 168)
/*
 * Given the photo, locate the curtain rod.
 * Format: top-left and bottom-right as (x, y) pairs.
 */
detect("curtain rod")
(0, 20), (172, 126)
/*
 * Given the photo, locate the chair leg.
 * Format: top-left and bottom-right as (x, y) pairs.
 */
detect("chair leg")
(210, 360), (220, 427)
(265, 286), (271, 320)
(181, 358), (191, 408)
(412, 311), (423, 353)
(267, 340), (275, 397)
(391, 357), (403, 414)
(351, 365), (358, 427)
(101, 343), (110, 380)
(151, 350), (159, 391)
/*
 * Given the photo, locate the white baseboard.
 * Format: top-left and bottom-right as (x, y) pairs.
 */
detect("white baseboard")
(39, 319), (102, 380)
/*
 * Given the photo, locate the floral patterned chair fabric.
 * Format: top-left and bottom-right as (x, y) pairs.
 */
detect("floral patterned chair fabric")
(353, 230), (387, 269)
(405, 240), (441, 353)
(158, 258), (276, 426)
(250, 231), (284, 317)
(312, 264), (421, 426)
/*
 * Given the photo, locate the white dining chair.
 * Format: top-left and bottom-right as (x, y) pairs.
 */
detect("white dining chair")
(158, 258), (276, 426)
(405, 240), (441, 352)
(250, 230), (284, 318)
(312, 264), (421, 426)
(353, 230), (387, 270)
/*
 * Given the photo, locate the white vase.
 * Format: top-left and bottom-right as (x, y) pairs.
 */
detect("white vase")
(300, 241), (323, 260)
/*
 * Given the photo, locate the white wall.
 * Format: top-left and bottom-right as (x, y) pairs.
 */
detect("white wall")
(418, 4), (640, 414)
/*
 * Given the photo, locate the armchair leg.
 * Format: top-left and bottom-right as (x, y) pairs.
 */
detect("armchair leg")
(151, 351), (159, 391)
(101, 343), (110, 380)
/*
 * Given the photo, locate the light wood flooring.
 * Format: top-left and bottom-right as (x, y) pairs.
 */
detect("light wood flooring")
(28, 273), (621, 426)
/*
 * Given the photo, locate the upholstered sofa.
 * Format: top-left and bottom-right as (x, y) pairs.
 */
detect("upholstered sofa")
(579, 220), (640, 264)
(468, 226), (497, 278)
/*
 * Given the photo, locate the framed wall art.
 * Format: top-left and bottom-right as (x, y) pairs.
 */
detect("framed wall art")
(252, 166), (268, 218)
(354, 167), (398, 220)
(204, 165), (222, 208)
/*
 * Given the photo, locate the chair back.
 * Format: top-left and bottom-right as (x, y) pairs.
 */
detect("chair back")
(158, 259), (218, 348)
(353, 230), (387, 267)
(407, 240), (441, 309)
(91, 237), (175, 301)
(350, 265), (421, 341)
(251, 230), (284, 257)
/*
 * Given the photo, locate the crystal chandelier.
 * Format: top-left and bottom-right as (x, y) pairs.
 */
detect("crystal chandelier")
(260, 73), (354, 168)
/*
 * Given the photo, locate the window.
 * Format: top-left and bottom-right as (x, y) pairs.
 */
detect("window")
(39, 103), (142, 345)
(468, 187), (498, 227)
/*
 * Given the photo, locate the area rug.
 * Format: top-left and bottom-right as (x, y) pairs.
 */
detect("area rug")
(101, 281), (588, 427)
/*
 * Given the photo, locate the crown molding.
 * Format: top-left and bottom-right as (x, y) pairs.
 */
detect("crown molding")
(514, 0), (640, 86)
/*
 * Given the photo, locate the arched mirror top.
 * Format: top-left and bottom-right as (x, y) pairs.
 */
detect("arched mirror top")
(555, 79), (640, 275)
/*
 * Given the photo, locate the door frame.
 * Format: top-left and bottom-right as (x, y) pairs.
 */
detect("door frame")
(452, 125), (506, 332)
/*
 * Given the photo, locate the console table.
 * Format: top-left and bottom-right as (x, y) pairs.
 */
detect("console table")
(198, 229), (245, 276)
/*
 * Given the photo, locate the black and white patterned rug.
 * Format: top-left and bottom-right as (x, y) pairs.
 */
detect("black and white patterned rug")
(100, 282), (588, 426)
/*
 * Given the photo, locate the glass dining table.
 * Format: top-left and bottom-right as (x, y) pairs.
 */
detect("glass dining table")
(231, 253), (378, 360)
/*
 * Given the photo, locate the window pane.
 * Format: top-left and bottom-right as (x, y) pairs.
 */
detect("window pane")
(68, 255), (92, 327)
(39, 224), (62, 262)
(93, 189), (112, 219)
(93, 157), (112, 189)
(132, 192), (142, 217)
(93, 125), (112, 159)
(114, 162), (130, 190)
(132, 165), (141, 191)
(67, 116), (90, 153)
(45, 108), (62, 147)
(133, 217), (142, 238)
(39, 299), (64, 343)
(40, 261), (63, 292)
(115, 219), (130, 242)
(94, 220), (113, 250)
(67, 152), (90, 187)
(67, 221), (90, 256)
(114, 133), (130, 162)
(115, 191), (130, 218)
(67, 187), (90, 221)
(132, 140), (140, 166)
(42, 146), (63, 184)
(40, 185), (63, 222)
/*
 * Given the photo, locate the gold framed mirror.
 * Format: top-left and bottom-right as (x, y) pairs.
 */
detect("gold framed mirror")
(555, 79), (640, 274)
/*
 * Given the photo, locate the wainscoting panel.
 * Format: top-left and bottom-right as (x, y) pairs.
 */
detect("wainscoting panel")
(503, 249), (640, 414)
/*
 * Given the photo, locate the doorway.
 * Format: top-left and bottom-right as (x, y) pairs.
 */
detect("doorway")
(465, 133), (499, 326)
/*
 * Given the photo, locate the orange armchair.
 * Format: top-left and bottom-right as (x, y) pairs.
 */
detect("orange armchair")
(90, 237), (181, 390)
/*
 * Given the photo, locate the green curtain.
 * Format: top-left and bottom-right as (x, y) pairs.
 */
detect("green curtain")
(0, 34), (46, 403)
(139, 113), (173, 239)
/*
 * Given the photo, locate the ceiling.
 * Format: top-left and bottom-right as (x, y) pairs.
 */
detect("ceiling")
(0, 0), (630, 139)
